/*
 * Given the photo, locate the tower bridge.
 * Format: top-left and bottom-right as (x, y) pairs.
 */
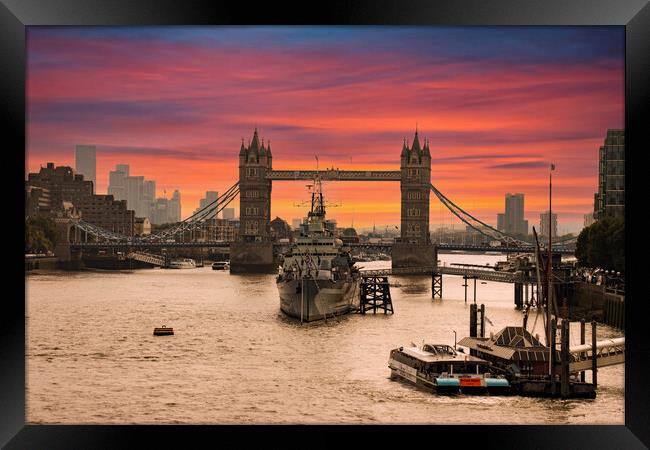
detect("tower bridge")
(63, 128), (576, 271)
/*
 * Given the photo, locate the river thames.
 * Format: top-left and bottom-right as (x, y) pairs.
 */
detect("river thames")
(26, 254), (624, 424)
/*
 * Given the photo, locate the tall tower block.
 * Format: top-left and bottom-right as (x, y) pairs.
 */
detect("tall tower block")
(392, 129), (437, 269)
(230, 128), (276, 273)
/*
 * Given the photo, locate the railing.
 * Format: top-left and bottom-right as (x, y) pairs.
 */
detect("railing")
(569, 337), (625, 372)
(126, 251), (166, 266)
(268, 170), (401, 181)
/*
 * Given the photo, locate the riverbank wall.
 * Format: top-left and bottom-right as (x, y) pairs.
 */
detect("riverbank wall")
(567, 281), (624, 330)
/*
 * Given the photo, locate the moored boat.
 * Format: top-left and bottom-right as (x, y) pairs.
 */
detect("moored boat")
(212, 261), (230, 270)
(388, 343), (511, 395)
(276, 174), (359, 322)
(167, 258), (196, 269)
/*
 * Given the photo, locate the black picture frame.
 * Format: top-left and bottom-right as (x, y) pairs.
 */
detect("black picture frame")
(3, 0), (649, 448)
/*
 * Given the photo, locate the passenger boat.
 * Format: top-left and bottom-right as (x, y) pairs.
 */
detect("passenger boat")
(167, 258), (196, 269)
(388, 343), (511, 395)
(212, 261), (230, 270)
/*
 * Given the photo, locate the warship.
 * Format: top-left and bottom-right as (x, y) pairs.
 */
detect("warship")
(276, 175), (359, 322)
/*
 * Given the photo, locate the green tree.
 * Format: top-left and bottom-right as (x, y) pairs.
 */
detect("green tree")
(576, 217), (624, 273)
(25, 216), (59, 253)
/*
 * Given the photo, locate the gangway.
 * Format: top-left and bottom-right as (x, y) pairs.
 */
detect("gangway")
(569, 337), (625, 372)
(126, 251), (166, 267)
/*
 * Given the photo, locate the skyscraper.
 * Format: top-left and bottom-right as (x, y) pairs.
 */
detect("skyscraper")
(169, 190), (181, 222)
(194, 191), (219, 217)
(496, 213), (505, 231)
(539, 211), (558, 239)
(222, 208), (235, 220)
(594, 129), (624, 220)
(115, 164), (129, 177)
(108, 164), (129, 201)
(125, 175), (144, 217)
(75, 145), (96, 193)
(143, 180), (156, 218)
(499, 193), (528, 236)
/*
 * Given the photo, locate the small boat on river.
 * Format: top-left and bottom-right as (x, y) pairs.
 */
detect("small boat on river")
(212, 261), (230, 270)
(167, 258), (196, 269)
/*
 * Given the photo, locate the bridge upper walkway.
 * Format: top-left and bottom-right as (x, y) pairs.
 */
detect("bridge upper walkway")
(267, 169), (401, 181)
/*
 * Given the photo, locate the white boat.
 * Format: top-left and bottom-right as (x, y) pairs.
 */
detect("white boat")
(168, 258), (196, 269)
(212, 261), (230, 270)
(388, 343), (511, 395)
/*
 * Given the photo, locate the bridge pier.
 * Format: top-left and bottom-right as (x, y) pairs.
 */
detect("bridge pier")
(391, 243), (436, 270)
(431, 272), (442, 299)
(229, 242), (276, 274)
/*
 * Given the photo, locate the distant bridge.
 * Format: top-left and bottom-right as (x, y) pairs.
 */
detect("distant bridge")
(70, 240), (574, 255)
(59, 130), (578, 271)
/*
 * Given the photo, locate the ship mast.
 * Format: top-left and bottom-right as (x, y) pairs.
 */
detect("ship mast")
(547, 164), (555, 377)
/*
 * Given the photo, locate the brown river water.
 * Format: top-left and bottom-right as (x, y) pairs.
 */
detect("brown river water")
(26, 254), (624, 424)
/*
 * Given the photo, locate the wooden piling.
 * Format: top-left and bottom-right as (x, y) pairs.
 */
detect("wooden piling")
(580, 319), (586, 382)
(560, 319), (570, 398)
(473, 277), (477, 304)
(469, 303), (478, 358)
(463, 275), (468, 304)
(550, 318), (557, 396)
(479, 304), (485, 338)
(514, 282), (523, 309)
(592, 321), (598, 388)
(618, 299), (624, 330)
(524, 283), (529, 306)
(469, 303), (477, 338)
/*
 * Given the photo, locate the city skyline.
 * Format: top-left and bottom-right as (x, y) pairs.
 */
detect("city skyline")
(26, 27), (624, 232)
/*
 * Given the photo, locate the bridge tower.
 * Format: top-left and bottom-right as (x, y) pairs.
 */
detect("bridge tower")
(230, 128), (276, 273)
(392, 129), (437, 269)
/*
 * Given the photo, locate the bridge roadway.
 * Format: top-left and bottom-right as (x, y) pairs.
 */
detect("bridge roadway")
(70, 241), (574, 254)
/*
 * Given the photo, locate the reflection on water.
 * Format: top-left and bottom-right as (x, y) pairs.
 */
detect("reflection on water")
(26, 254), (623, 424)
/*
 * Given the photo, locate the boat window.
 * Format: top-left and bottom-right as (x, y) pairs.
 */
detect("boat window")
(452, 363), (474, 374)
(422, 344), (436, 354)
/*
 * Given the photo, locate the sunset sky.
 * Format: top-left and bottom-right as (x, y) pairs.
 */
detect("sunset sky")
(26, 26), (624, 233)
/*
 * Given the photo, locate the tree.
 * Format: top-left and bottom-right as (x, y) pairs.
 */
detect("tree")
(25, 216), (59, 253)
(575, 217), (624, 273)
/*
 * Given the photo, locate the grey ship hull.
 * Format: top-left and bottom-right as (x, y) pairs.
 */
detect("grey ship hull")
(278, 278), (358, 322)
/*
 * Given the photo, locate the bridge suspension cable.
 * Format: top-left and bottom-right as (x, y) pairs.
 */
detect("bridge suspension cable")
(71, 182), (240, 244)
(429, 183), (529, 246)
(141, 181), (240, 241)
(74, 219), (132, 242)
